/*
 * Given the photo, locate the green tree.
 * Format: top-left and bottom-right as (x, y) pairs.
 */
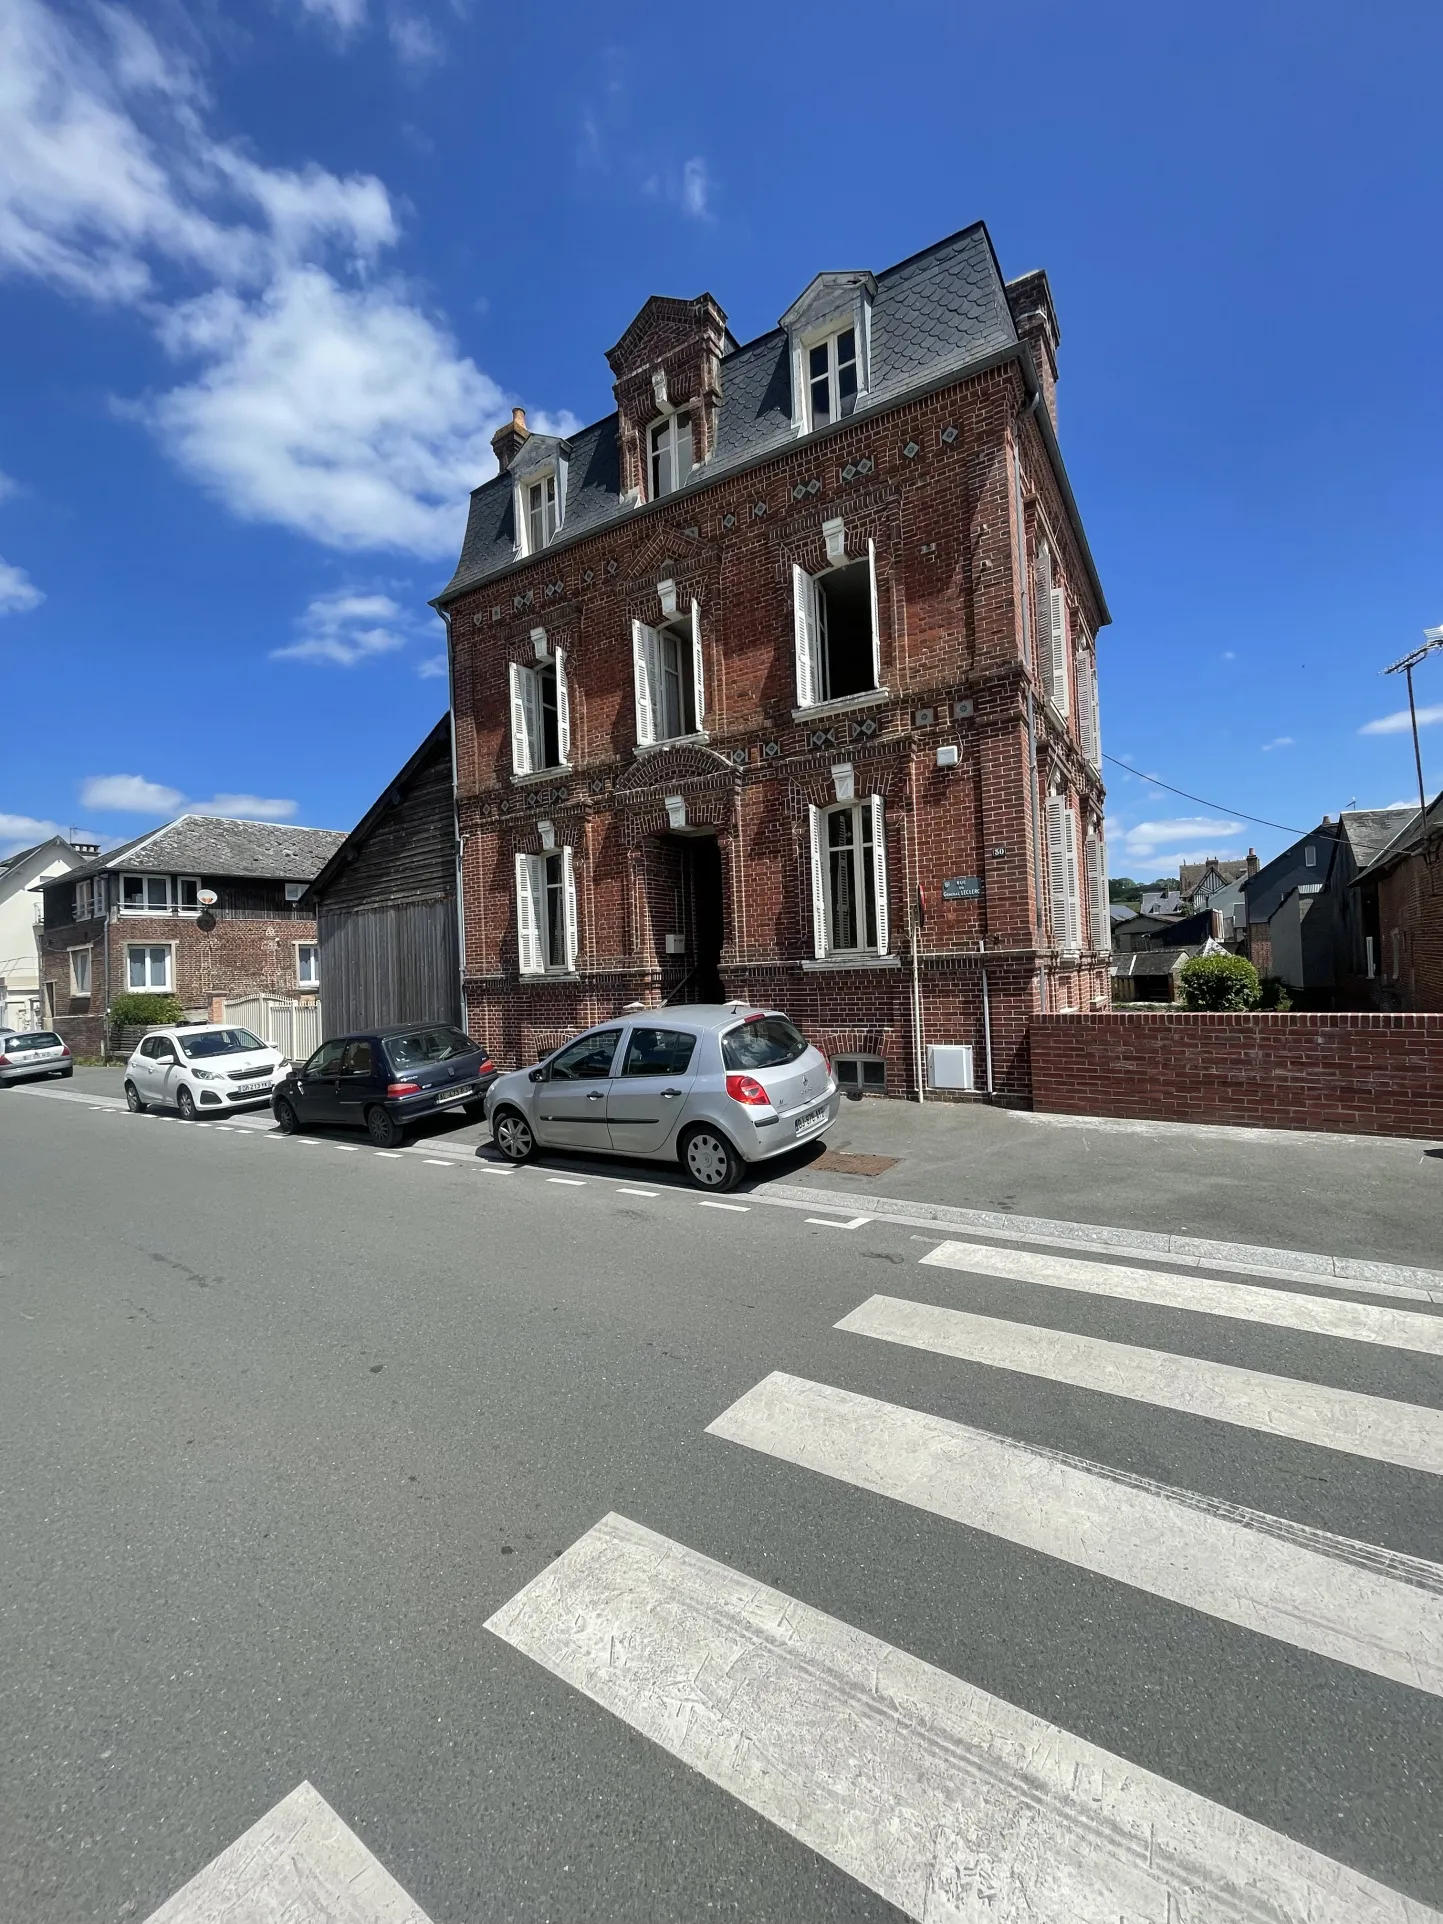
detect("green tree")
(1177, 953), (1260, 1011)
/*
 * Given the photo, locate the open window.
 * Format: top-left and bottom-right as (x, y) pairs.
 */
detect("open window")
(648, 411), (694, 499)
(793, 543), (880, 708)
(807, 796), (889, 959)
(523, 472), (558, 552)
(806, 326), (859, 429)
(632, 604), (705, 746)
(515, 847), (578, 976)
(1045, 795), (1082, 952)
(508, 649), (571, 776)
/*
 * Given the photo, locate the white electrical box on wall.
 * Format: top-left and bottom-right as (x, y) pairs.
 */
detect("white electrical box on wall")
(665, 933), (686, 955)
(927, 1043), (975, 1091)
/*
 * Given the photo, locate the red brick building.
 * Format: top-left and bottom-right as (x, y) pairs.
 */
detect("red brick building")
(436, 223), (1110, 1098)
(35, 815), (344, 1056)
(1354, 793), (1443, 1011)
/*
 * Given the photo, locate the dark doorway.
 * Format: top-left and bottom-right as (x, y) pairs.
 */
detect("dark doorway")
(657, 832), (725, 1004)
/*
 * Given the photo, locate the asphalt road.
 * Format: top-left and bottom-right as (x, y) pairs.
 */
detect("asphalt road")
(2, 1079), (1441, 1921)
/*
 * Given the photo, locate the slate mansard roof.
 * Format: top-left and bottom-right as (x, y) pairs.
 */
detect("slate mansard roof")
(439, 221), (1083, 609)
(50, 816), (346, 887)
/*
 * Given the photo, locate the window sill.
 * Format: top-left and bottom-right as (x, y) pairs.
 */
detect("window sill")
(519, 970), (581, 982)
(791, 687), (890, 724)
(801, 953), (901, 971)
(634, 731), (710, 756)
(511, 764), (573, 787)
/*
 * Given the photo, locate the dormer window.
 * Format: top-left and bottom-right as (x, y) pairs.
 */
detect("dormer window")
(525, 474), (558, 552)
(808, 327), (858, 429)
(649, 411), (694, 499)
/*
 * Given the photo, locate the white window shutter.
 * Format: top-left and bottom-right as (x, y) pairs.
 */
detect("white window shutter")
(869, 792), (889, 954)
(515, 852), (542, 975)
(793, 564), (819, 709)
(1062, 806), (1082, 950)
(807, 804), (828, 958)
(561, 845), (578, 970)
(1049, 588), (1070, 716)
(554, 647), (571, 765)
(632, 620), (657, 745)
(866, 538), (881, 689)
(1045, 796), (1068, 949)
(1034, 542), (1053, 687)
(690, 599), (705, 727)
(1076, 647), (1097, 765)
(1086, 835), (1110, 952)
(508, 661), (532, 776)
(1087, 656), (1102, 768)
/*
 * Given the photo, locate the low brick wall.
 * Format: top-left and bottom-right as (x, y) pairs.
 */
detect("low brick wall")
(1030, 1011), (1443, 1140)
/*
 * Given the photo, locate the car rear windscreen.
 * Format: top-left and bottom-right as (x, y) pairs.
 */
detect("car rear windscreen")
(5, 1032), (62, 1051)
(177, 1029), (265, 1059)
(384, 1027), (476, 1069)
(721, 1015), (808, 1071)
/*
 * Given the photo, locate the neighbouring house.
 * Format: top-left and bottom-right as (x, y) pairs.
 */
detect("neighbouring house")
(34, 815), (345, 1057)
(1108, 902), (1138, 930)
(1200, 876), (1248, 947)
(434, 221), (1111, 1099)
(1178, 851), (1259, 908)
(1139, 889), (1184, 916)
(1, 836), (96, 1030)
(1243, 808), (1415, 998)
(1110, 944), (1216, 1003)
(300, 717), (462, 1037)
(1352, 792), (1443, 1011)
(1112, 910), (1187, 953)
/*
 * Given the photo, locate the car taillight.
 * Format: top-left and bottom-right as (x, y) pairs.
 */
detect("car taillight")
(479, 1058), (495, 1073)
(387, 1080), (421, 1097)
(0, 1055), (9, 1067)
(725, 1072), (770, 1106)
(61, 1046), (71, 1058)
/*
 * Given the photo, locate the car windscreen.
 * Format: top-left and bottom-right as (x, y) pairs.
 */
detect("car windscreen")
(721, 1015), (808, 1071)
(5, 1031), (62, 1051)
(177, 1028), (265, 1059)
(384, 1027), (476, 1070)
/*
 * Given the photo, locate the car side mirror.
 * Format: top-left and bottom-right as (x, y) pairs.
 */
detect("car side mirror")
(528, 1065), (546, 1083)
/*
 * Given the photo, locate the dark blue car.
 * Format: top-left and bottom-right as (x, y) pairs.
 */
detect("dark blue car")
(272, 1024), (497, 1148)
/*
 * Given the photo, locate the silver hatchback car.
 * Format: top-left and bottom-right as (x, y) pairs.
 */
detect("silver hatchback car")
(483, 1004), (840, 1191)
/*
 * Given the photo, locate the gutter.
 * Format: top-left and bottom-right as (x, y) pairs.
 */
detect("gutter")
(431, 341), (1111, 628)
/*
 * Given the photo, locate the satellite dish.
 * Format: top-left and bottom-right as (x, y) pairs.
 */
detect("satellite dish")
(197, 888), (218, 907)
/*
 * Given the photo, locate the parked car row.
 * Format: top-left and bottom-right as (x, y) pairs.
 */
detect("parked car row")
(30, 1001), (839, 1190)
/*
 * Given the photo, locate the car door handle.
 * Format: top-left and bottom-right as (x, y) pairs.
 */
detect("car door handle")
(586, 1090), (605, 1101)
(661, 1088), (682, 1098)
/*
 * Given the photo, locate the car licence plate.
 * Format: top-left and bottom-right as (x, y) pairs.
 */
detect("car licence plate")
(235, 1082), (270, 1095)
(793, 1102), (829, 1138)
(434, 1085), (473, 1105)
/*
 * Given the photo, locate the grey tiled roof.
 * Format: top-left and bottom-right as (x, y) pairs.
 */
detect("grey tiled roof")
(1338, 807), (1420, 870)
(439, 222), (1019, 603)
(1354, 793), (1443, 878)
(58, 816), (345, 884)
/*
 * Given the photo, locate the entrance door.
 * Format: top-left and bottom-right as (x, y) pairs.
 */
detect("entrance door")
(606, 1024), (699, 1154)
(534, 1028), (622, 1149)
(658, 833), (725, 1004)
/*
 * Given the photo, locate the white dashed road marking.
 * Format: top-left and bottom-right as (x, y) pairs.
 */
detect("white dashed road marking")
(374, 1151), (402, 1159)
(805, 1214), (871, 1230)
(698, 1200), (748, 1212)
(548, 1176), (587, 1186)
(618, 1187), (659, 1198)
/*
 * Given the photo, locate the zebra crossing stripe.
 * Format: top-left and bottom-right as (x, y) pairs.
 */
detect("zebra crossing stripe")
(486, 1513), (1437, 1923)
(708, 1372), (1443, 1695)
(837, 1294), (1443, 1475)
(920, 1240), (1443, 1356)
(142, 1779), (432, 1922)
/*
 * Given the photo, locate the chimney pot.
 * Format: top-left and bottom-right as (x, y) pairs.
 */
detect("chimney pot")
(491, 405), (530, 473)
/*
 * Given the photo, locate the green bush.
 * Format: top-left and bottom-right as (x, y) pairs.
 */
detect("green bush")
(109, 991), (184, 1027)
(1257, 975), (1293, 1011)
(1177, 952), (1260, 1011)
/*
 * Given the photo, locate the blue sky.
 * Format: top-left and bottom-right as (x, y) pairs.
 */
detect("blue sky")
(1, 0), (1440, 876)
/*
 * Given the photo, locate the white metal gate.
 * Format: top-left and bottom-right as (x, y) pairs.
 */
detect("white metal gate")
(222, 995), (322, 1061)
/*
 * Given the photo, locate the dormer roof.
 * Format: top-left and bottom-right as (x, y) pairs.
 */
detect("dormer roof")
(778, 269), (877, 332)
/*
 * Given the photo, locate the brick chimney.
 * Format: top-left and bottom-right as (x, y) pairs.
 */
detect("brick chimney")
(1246, 847), (1259, 876)
(1005, 269), (1060, 433)
(491, 406), (529, 474)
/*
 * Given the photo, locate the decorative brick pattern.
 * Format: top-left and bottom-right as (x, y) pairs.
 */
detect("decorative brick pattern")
(1030, 1011), (1443, 1139)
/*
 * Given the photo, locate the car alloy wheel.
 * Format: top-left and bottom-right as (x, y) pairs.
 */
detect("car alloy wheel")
(492, 1106), (534, 1163)
(176, 1085), (197, 1121)
(273, 1096), (299, 1135)
(367, 1106), (403, 1149)
(124, 1081), (146, 1114)
(681, 1126), (741, 1193)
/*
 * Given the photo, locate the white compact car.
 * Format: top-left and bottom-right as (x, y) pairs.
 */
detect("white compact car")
(124, 1024), (287, 1119)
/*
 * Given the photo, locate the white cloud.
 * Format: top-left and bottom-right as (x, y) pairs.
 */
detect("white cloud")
(417, 651), (447, 679)
(1261, 736), (1294, 751)
(0, 555), (43, 613)
(1221, 650), (1237, 662)
(0, 469), (19, 504)
(1111, 815), (1245, 863)
(189, 793), (297, 820)
(81, 773), (183, 812)
(1359, 704), (1443, 736)
(0, 0), (552, 557)
(387, 10), (443, 70)
(272, 587), (409, 665)
(0, 810), (63, 858)
(680, 157), (712, 220)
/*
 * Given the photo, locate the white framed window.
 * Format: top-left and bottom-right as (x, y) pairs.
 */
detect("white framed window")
(632, 603), (705, 746)
(524, 472), (558, 552)
(1304, 844), (1317, 868)
(126, 943), (173, 991)
(806, 325), (859, 430)
(648, 411), (694, 499)
(121, 873), (171, 913)
(73, 877), (101, 921)
(793, 543), (880, 708)
(807, 796), (889, 959)
(68, 947), (92, 995)
(177, 876), (201, 913)
(515, 846), (577, 975)
(1045, 795), (1082, 952)
(285, 882), (307, 904)
(508, 650), (571, 776)
(1084, 832), (1110, 952)
(296, 943), (319, 988)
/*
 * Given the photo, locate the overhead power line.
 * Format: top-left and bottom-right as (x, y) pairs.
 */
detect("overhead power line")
(1102, 755), (1307, 836)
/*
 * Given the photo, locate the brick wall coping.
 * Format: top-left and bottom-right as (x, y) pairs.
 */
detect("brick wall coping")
(1035, 1011), (1443, 1032)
